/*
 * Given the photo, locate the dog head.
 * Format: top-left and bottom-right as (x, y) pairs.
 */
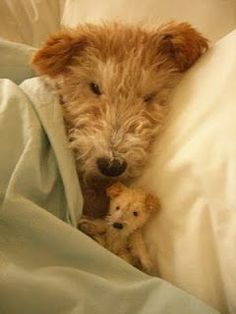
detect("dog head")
(106, 182), (160, 235)
(32, 22), (208, 182)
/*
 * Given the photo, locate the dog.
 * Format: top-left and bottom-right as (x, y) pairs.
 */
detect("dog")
(78, 182), (160, 274)
(31, 22), (208, 218)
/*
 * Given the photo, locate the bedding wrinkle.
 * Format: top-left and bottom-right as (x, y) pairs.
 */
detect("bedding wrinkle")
(2, 19), (236, 314)
(0, 71), (219, 314)
(137, 31), (236, 313)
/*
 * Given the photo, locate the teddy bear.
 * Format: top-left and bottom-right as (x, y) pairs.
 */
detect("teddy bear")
(78, 182), (160, 275)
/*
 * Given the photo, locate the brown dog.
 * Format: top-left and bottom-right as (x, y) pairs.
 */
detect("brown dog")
(31, 22), (208, 217)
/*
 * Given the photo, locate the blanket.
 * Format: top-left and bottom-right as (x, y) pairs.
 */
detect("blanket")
(0, 40), (217, 314)
(139, 30), (236, 313)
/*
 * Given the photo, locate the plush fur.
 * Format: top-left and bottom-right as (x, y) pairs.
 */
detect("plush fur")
(31, 22), (208, 217)
(78, 182), (160, 274)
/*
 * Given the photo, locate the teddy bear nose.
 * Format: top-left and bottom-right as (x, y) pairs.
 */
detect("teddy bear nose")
(113, 222), (124, 230)
(97, 157), (127, 177)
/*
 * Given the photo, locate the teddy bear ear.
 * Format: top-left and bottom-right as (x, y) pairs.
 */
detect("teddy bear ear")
(31, 29), (89, 78)
(157, 22), (208, 72)
(106, 182), (126, 199)
(145, 194), (161, 212)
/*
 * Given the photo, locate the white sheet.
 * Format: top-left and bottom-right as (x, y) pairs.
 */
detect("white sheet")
(1, 1), (236, 312)
(1, 0), (236, 45)
(0, 0), (65, 46)
(139, 30), (236, 313)
(0, 75), (218, 314)
(62, 0), (236, 42)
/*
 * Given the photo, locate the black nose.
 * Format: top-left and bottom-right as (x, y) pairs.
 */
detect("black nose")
(113, 222), (124, 230)
(97, 157), (127, 177)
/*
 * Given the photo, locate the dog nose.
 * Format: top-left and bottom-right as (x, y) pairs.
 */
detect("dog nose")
(113, 222), (124, 230)
(97, 157), (127, 177)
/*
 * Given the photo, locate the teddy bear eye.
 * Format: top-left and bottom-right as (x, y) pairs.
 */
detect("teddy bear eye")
(116, 206), (120, 210)
(89, 82), (102, 95)
(143, 93), (155, 103)
(133, 211), (139, 216)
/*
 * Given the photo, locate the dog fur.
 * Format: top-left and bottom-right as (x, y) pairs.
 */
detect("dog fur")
(78, 182), (160, 274)
(31, 22), (208, 217)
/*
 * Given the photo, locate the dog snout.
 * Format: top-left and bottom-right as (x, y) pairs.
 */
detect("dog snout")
(112, 222), (124, 230)
(96, 157), (127, 177)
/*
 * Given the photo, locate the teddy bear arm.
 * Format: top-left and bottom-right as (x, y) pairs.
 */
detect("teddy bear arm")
(78, 217), (107, 246)
(118, 250), (134, 264)
(78, 217), (107, 234)
(130, 231), (153, 274)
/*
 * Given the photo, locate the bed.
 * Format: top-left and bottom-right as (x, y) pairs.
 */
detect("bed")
(0, 1), (236, 313)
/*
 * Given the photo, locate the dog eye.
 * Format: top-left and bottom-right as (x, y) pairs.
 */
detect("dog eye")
(143, 93), (155, 103)
(89, 82), (102, 95)
(133, 211), (139, 217)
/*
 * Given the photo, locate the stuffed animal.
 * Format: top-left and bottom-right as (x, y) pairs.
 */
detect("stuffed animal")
(78, 182), (160, 274)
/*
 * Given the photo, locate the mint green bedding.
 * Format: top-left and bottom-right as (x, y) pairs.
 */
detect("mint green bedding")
(0, 39), (219, 314)
(0, 39), (35, 84)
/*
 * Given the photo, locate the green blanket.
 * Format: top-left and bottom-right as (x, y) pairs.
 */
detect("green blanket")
(0, 40), (219, 314)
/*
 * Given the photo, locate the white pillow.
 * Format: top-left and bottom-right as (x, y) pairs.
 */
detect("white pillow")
(62, 0), (236, 42)
(0, 0), (64, 46)
(1, 0), (235, 44)
(139, 30), (236, 314)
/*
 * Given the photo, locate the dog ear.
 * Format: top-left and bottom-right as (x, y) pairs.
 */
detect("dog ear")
(106, 182), (126, 199)
(31, 30), (89, 77)
(157, 22), (208, 72)
(145, 194), (161, 213)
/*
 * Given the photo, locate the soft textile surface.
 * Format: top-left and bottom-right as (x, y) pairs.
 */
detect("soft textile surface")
(62, 0), (236, 42)
(0, 46), (217, 312)
(1, 27), (236, 314)
(0, 0), (65, 47)
(0, 0), (236, 45)
(139, 30), (236, 313)
(0, 39), (35, 84)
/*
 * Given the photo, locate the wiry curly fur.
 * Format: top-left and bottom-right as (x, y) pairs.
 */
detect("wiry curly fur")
(31, 22), (208, 217)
